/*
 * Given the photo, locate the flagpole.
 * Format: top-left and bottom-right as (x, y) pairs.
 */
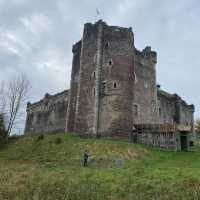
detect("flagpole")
(95, 8), (101, 22)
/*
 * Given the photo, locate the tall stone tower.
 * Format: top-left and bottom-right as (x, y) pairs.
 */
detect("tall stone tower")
(133, 47), (157, 124)
(66, 20), (158, 137)
(24, 20), (195, 150)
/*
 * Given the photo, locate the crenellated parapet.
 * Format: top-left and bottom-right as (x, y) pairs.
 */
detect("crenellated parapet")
(135, 46), (157, 66)
(157, 88), (195, 131)
(25, 90), (68, 134)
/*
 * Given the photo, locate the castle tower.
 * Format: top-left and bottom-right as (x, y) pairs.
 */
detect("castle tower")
(65, 41), (82, 132)
(66, 20), (135, 137)
(133, 46), (157, 124)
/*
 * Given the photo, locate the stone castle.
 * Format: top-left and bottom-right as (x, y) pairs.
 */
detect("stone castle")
(25, 20), (195, 151)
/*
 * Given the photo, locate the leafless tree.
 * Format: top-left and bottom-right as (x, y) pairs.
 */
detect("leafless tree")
(0, 82), (6, 115)
(0, 74), (30, 138)
(0, 83), (6, 139)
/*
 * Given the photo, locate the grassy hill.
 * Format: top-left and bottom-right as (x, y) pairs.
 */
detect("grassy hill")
(1, 133), (200, 200)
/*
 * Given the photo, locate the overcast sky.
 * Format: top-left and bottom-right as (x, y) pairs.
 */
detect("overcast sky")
(0, 0), (200, 131)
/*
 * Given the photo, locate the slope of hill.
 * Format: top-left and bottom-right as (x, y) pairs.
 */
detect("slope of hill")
(0, 133), (200, 200)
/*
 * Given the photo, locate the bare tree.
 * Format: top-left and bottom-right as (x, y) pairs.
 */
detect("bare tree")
(1, 74), (30, 138)
(0, 82), (6, 115)
(0, 82), (7, 139)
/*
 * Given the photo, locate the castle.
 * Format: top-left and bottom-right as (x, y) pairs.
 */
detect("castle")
(25, 20), (195, 151)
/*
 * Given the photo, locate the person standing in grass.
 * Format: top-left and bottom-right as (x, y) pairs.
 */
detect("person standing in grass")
(83, 150), (89, 167)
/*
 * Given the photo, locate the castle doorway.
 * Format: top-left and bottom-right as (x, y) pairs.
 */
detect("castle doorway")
(180, 135), (188, 151)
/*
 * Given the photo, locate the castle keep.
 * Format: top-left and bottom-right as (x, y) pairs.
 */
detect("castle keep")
(25, 20), (195, 151)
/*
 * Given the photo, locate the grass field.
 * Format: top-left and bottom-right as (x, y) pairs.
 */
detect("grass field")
(0, 133), (200, 200)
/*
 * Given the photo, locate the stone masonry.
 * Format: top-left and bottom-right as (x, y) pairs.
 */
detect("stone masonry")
(25, 90), (68, 134)
(25, 20), (195, 150)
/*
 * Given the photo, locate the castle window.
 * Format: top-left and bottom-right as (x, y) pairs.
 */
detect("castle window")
(159, 107), (161, 117)
(113, 82), (117, 89)
(105, 42), (109, 48)
(133, 104), (139, 117)
(134, 72), (138, 84)
(93, 71), (96, 79)
(38, 113), (42, 123)
(108, 59), (113, 66)
(144, 81), (148, 88)
(102, 82), (106, 90)
(93, 54), (97, 64)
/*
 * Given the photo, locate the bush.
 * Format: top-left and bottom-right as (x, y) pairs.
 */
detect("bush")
(36, 134), (44, 142)
(55, 137), (62, 144)
(0, 135), (4, 144)
(0, 131), (7, 145)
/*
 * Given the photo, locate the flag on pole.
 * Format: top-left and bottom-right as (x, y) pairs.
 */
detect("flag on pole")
(95, 8), (101, 21)
(96, 9), (100, 16)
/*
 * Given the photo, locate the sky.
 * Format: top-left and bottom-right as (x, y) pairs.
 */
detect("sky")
(0, 0), (199, 132)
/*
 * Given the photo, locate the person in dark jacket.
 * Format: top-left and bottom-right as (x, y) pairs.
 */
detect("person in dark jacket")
(83, 150), (89, 167)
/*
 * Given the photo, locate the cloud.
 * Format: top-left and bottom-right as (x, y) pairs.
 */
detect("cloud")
(0, 0), (199, 133)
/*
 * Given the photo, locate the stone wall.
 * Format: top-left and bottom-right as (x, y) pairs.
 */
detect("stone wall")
(72, 22), (100, 135)
(98, 24), (134, 137)
(157, 89), (176, 124)
(25, 20), (195, 141)
(66, 41), (81, 133)
(157, 88), (195, 131)
(66, 20), (135, 137)
(133, 47), (157, 124)
(25, 90), (68, 134)
(66, 20), (194, 138)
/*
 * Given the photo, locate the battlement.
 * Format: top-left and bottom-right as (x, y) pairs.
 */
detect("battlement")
(173, 93), (195, 111)
(158, 89), (195, 112)
(83, 21), (156, 65)
(27, 90), (68, 111)
(83, 20), (134, 44)
(135, 46), (157, 64)
(85, 19), (107, 27)
(25, 90), (68, 134)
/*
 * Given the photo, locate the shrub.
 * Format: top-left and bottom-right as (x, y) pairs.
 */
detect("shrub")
(36, 134), (44, 142)
(55, 137), (62, 144)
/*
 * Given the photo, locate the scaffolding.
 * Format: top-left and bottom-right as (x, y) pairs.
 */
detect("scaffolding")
(133, 123), (177, 149)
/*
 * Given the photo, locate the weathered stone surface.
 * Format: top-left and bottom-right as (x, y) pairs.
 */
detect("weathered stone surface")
(157, 89), (194, 129)
(25, 90), (68, 134)
(25, 20), (195, 148)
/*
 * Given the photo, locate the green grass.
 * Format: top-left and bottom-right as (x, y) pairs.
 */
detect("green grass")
(1, 133), (200, 200)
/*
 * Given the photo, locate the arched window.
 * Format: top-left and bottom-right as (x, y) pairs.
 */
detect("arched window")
(113, 82), (117, 89)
